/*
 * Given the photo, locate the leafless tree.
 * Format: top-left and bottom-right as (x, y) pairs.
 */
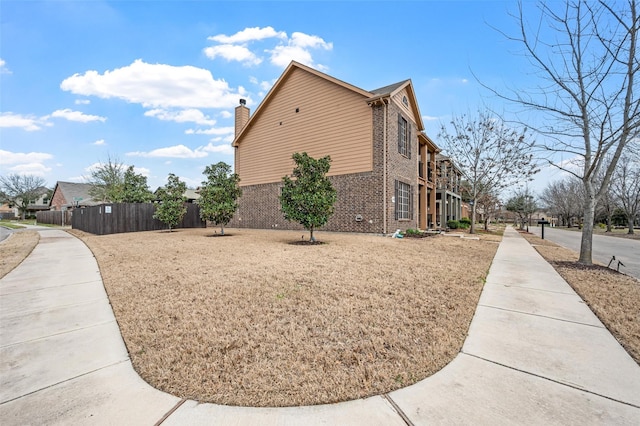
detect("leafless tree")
(84, 155), (126, 203)
(491, 0), (639, 264)
(540, 177), (585, 227)
(438, 110), (539, 234)
(0, 174), (48, 219)
(611, 155), (640, 233)
(506, 187), (538, 230)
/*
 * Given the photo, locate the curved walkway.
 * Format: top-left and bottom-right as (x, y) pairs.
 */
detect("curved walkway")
(1, 227), (639, 425)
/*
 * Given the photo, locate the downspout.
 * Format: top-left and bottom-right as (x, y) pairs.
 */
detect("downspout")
(383, 100), (388, 235)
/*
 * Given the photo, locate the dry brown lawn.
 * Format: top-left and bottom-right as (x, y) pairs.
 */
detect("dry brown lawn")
(0, 230), (39, 279)
(519, 231), (640, 364)
(69, 227), (499, 407)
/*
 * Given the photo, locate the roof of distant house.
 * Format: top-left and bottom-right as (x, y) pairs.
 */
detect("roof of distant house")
(53, 181), (100, 207)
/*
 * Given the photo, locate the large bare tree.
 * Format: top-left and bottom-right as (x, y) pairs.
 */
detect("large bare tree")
(494, 0), (639, 264)
(0, 174), (48, 219)
(438, 111), (539, 234)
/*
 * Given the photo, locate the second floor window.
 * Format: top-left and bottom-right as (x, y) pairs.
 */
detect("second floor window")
(398, 114), (411, 158)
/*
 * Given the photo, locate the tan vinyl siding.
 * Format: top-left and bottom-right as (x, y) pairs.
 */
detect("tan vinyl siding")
(236, 67), (373, 186)
(392, 88), (416, 123)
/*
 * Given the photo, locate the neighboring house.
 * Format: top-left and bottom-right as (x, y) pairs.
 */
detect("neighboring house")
(50, 182), (99, 211)
(2, 186), (52, 218)
(184, 189), (200, 203)
(153, 188), (201, 203)
(435, 154), (463, 227)
(0, 202), (14, 219)
(229, 61), (440, 234)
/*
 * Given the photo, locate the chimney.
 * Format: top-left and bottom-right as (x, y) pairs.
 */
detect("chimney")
(235, 98), (250, 137)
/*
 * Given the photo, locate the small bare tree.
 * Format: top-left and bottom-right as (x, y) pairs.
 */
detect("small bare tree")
(492, 0), (639, 264)
(0, 174), (48, 219)
(540, 177), (585, 227)
(438, 110), (539, 234)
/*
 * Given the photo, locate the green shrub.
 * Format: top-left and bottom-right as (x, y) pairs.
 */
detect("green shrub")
(447, 220), (460, 229)
(404, 228), (421, 235)
(597, 223), (606, 229)
(459, 217), (471, 226)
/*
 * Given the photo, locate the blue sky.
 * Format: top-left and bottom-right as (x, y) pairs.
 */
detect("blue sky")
(1, 0), (564, 194)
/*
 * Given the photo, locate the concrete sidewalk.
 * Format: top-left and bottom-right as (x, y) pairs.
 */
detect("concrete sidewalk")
(0, 227), (638, 425)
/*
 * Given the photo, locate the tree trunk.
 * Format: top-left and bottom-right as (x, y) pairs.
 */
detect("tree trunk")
(606, 213), (612, 232)
(221, 225), (225, 236)
(628, 218), (635, 234)
(484, 217), (489, 231)
(309, 226), (315, 242)
(470, 202), (477, 234)
(578, 197), (596, 265)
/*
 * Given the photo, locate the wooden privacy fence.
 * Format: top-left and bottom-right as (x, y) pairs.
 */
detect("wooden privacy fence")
(36, 210), (73, 226)
(71, 203), (205, 235)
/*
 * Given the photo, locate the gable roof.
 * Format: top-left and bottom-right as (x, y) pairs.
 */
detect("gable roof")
(52, 181), (99, 207)
(369, 80), (410, 96)
(233, 61), (428, 147)
(368, 79), (425, 131)
(233, 61), (375, 147)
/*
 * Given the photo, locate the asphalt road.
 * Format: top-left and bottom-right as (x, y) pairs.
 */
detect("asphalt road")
(0, 226), (12, 243)
(529, 225), (640, 280)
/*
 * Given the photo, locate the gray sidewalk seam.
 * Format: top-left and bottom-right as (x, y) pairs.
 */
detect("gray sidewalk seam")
(0, 297), (110, 318)
(381, 394), (413, 426)
(462, 352), (640, 409)
(476, 303), (606, 329)
(0, 359), (130, 405)
(154, 398), (188, 426)
(0, 319), (118, 349)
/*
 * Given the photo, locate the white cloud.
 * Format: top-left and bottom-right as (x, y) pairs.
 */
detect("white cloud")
(0, 149), (53, 166)
(184, 126), (234, 136)
(51, 108), (106, 123)
(267, 32), (333, 68)
(205, 27), (332, 69)
(0, 149), (53, 177)
(0, 58), (11, 74)
(83, 161), (146, 176)
(144, 108), (217, 126)
(208, 26), (286, 44)
(126, 144), (209, 159)
(201, 142), (234, 155)
(204, 44), (262, 66)
(134, 166), (150, 177)
(219, 111), (232, 119)
(7, 162), (52, 176)
(93, 139), (106, 146)
(0, 112), (51, 131)
(422, 115), (440, 121)
(249, 77), (276, 97)
(75, 99), (91, 105)
(60, 59), (248, 109)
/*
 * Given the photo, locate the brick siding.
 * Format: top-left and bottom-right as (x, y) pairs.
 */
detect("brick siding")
(229, 101), (419, 235)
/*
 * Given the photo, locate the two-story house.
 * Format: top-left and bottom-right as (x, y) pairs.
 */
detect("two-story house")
(229, 61), (440, 235)
(2, 186), (52, 219)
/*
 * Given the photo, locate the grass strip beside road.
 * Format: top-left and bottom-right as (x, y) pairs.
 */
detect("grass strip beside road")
(0, 230), (40, 279)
